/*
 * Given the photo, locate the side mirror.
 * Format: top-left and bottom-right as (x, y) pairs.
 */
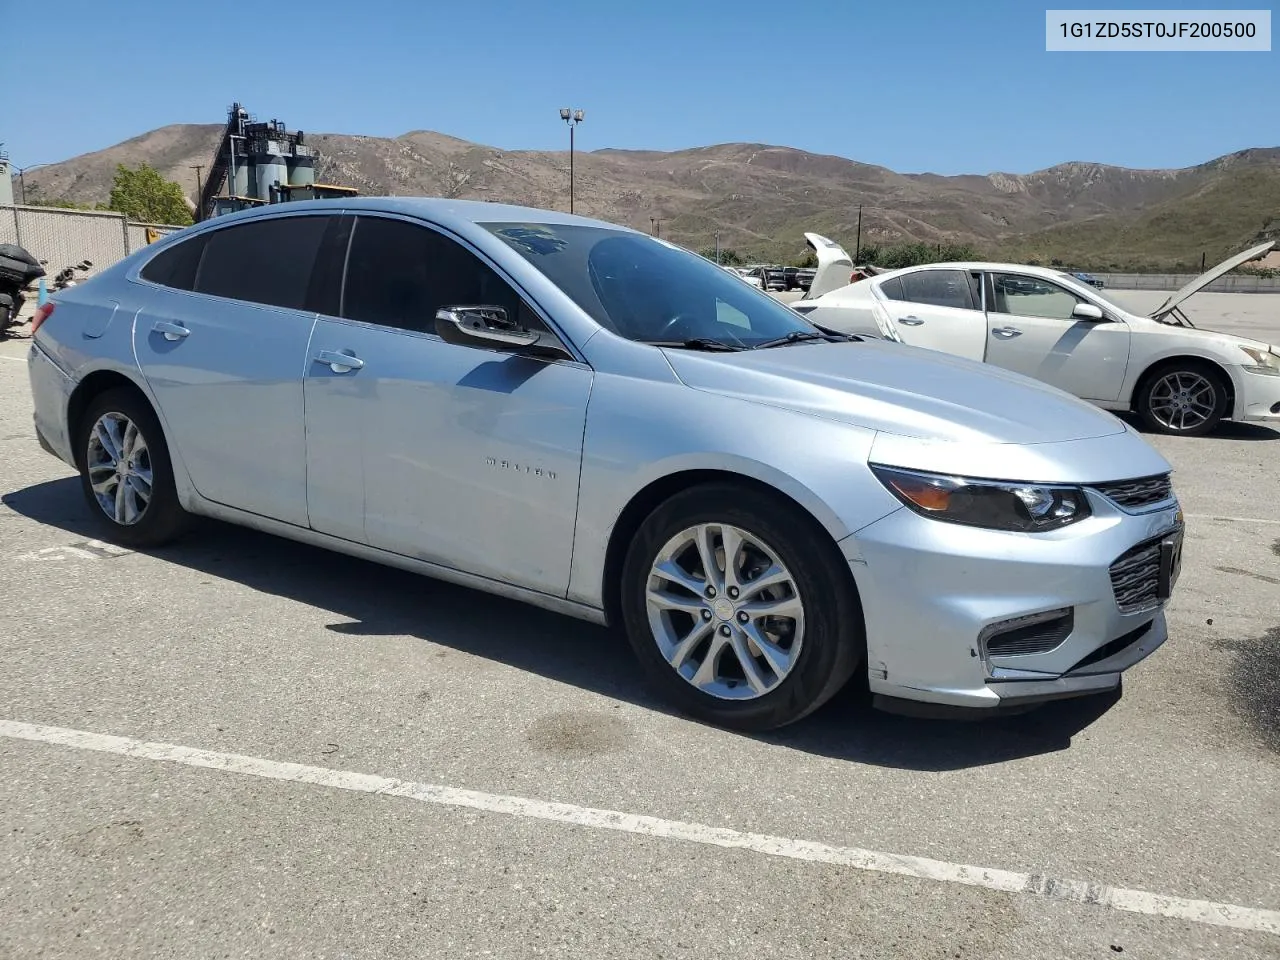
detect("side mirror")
(1072, 302), (1105, 321)
(435, 305), (540, 348)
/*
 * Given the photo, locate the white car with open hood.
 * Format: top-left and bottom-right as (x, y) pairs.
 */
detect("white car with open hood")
(793, 236), (1280, 436)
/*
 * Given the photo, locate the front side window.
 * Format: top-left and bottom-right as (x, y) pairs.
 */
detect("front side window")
(480, 222), (820, 347)
(341, 216), (546, 335)
(193, 215), (329, 311)
(990, 273), (1084, 320)
(899, 269), (977, 310)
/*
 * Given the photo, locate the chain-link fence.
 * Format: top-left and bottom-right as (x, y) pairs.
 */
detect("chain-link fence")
(0, 205), (185, 280)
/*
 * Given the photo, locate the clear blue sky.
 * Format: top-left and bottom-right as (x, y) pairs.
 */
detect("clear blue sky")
(5, 0), (1275, 175)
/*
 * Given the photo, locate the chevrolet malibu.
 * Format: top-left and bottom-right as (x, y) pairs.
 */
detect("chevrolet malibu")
(27, 198), (1184, 730)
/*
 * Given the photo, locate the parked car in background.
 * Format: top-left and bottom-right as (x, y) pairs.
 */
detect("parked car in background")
(724, 265), (763, 289)
(28, 198), (1182, 731)
(795, 267), (816, 291)
(793, 234), (1280, 436)
(1074, 271), (1105, 288)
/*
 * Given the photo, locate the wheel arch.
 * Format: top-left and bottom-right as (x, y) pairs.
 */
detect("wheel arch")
(66, 369), (154, 468)
(599, 467), (860, 630)
(1129, 354), (1237, 418)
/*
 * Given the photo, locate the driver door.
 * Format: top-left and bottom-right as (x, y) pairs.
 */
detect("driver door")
(982, 272), (1131, 402)
(303, 213), (593, 597)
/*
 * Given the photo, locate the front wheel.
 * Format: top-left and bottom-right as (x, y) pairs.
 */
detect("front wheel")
(620, 483), (864, 731)
(1137, 364), (1229, 436)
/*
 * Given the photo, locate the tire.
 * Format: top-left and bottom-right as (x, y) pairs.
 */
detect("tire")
(75, 388), (190, 547)
(620, 482), (864, 731)
(1136, 362), (1230, 437)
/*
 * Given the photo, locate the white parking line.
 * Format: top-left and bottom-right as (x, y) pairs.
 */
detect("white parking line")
(2, 718), (1277, 936)
(0, 355), (26, 362)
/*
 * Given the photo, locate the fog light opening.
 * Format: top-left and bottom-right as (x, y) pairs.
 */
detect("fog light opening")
(979, 608), (1075, 659)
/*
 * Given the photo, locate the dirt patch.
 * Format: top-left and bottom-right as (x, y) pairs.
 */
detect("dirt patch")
(525, 710), (631, 758)
(1271, 538), (1280, 558)
(1212, 626), (1280, 753)
(61, 819), (145, 858)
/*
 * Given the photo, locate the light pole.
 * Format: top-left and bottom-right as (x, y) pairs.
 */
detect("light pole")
(559, 107), (584, 214)
(715, 232), (721, 264)
(15, 163), (49, 205)
(650, 217), (664, 238)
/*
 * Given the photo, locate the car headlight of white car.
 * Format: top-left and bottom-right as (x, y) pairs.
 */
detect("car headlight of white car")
(1240, 345), (1280, 376)
(870, 465), (1092, 532)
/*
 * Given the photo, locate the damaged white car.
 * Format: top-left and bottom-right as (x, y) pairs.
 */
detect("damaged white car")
(793, 236), (1280, 436)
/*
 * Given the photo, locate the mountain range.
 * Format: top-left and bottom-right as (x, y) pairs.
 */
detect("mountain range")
(17, 124), (1280, 269)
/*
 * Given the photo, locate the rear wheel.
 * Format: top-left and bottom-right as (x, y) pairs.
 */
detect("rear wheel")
(75, 388), (190, 547)
(1137, 363), (1229, 436)
(620, 483), (864, 731)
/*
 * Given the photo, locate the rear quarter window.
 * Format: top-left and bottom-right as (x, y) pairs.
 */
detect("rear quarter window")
(139, 234), (208, 291)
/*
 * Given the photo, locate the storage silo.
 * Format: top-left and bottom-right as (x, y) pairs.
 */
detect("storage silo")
(254, 140), (288, 201)
(230, 143), (251, 198)
(287, 143), (316, 188)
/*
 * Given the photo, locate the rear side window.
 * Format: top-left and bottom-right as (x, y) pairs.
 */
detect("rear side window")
(900, 269), (976, 310)
(193, 215), (329, 311)
(140, 234), (207, 290)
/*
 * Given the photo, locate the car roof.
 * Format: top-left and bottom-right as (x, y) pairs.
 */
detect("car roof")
(194, 195), (638, 235)
(873, 262), (1082, 277)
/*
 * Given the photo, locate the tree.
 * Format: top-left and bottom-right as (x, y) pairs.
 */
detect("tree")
(791, 250), (817, 268)
(699, 247), (745, 266)
(107, 163), (193, 225)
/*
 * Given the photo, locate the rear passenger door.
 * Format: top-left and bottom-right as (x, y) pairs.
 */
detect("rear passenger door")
(133, 213), (336, 527)
(877, 269), (987, 361)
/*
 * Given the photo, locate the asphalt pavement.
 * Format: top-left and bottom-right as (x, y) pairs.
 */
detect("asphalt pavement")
(0, 291), (1278, 958)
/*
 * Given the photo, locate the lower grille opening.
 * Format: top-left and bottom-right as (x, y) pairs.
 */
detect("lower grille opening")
(1068, 620), (1154, 672)
(983, 608), (1074, 658)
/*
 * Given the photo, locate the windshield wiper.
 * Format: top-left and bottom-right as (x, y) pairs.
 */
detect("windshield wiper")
(752, 329), (858, 349)
(639, 338), (747, 352)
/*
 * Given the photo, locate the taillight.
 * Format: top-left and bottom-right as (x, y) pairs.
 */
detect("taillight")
(31, 302), (55, 334)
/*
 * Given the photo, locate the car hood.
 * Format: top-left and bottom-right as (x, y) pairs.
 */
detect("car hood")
(662, 339), (1129, 445)
(1149, 240), (1276, 322)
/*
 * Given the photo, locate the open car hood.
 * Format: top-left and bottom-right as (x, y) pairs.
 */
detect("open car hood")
(1149, 240), (1276, 324)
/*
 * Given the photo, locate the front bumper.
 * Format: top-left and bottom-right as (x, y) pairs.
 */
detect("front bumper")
(1235, 367), (1280, 422)
(841, 490), (1181, 711)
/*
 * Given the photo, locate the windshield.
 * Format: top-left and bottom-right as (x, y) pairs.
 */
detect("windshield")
(480, 222), (821, 347)
(1054, 272), (1133, 312)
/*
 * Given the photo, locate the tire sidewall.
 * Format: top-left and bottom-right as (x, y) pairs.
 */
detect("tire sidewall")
(1138, 363), (1229, 437)
(620, 483), (864, 731)
(76, 388), (187, 547)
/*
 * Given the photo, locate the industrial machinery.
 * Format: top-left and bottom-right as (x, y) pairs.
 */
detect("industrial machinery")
(197, 103), (358, 220)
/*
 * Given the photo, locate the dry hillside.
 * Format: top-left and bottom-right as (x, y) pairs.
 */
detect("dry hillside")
(16, 124), (1280, 268)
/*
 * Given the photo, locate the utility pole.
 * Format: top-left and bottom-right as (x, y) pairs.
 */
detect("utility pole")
(190, 165), (204, 221)
(715, 232), (721, 264)
(854, 204), (863, 263)
(650, 217), (663, 238)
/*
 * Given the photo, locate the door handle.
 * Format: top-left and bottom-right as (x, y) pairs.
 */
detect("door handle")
(314, 349), (365, 374)
(992, 327), (1022, 338)
(152, 320), (190, 341)
(897, 315), (924, 326)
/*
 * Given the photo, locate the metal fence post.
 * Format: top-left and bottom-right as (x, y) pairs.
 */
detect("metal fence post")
(13, 206), (21, 247)
(121, 214), (131, 254)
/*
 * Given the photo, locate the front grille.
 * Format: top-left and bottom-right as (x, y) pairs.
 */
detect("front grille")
(1109, 538), (1163, 614)
(1092, 474), (1173, 511)
(983, 609), (1074, 657)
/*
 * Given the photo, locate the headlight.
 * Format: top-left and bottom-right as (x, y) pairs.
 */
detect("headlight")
(870, 465), (1092, 532)
(1240, 345), (1280, 376)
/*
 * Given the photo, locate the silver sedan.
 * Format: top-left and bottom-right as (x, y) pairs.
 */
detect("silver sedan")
(26, 198), (1184, 730)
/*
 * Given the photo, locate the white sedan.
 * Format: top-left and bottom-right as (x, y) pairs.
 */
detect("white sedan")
(793, 236), (1280, 436)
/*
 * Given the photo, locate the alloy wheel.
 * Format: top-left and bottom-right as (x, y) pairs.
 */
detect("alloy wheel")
(645, 523), (805, 700)
(1148, 371), (1218, 433)
(86, 412), (154, 525)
